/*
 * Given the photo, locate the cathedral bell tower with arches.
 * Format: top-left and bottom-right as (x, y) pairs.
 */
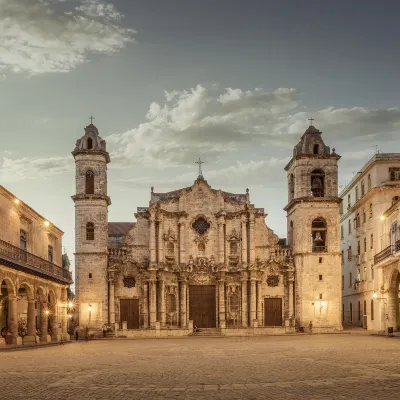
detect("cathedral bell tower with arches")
(284, 123), (342, 332)
(72, 121), (111, 332)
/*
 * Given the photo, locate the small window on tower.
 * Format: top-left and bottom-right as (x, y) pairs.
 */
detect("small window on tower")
(319, 257), (323, 263)
(86, 222), (94, 240)
(85, 170), (95, 194)
(310, 169), (325, 197)
(313, 144), (319, 154)
(89, 273), (92, 279)
(319, 275), (323, 281)
(87, 137), (93, 149)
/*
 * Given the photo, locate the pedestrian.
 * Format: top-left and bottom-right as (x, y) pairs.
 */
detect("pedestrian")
(75, 329), (79, 341)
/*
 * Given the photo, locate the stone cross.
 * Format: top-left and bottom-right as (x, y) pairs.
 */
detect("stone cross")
(195, 158), (204, 176)
(308, 117), (314, 125)
(89, 114), (95, 124)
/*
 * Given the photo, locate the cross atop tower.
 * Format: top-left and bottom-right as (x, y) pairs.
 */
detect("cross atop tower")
(89, 114), (95, 125)
(195, 158), (205, 176)
(308, 117), (314, 125)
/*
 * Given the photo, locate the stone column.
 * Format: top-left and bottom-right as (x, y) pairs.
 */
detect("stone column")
(249, 213), (256, 264)
(158, 214), (164, 264)
(179, 277), (187, 328)
(179, 220), (186, 264)
(241, 272), (248, 328)
(257, 280), (263, 326)
(250, 274), (257, 326)
(241, 215), (248, 266)
(150, 215), (156, 264)
(7, 295), (18, 343)
(143, 282), (149, 328)
(288, 278), (294, 321)
(219, 277), (226, 328)
(50, 305), (59, 340)
(149, 278), (157, 328)
(27, 300), (36, 336)
(159, 275), (166, 327)
(109, 280), (115, 324)
(40, 302), (49, 342)
(218, 216), (225, 264)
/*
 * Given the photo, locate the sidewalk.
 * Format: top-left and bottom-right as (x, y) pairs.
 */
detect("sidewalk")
(0, 340), (76, 352)
(343, 327), (400, 338)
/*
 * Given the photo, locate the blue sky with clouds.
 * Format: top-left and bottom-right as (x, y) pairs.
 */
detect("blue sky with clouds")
(1, 0), (399, 286)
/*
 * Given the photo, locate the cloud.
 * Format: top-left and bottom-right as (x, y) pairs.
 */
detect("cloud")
(113, 158), (290, 190)
(0, 0), (135, 75)
(106, 85), (300, 167)
(2, 84), (400, 184)
(0, 156), (72, 182)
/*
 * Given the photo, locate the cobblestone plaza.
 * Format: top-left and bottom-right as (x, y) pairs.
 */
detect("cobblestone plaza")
(2, 334), (400, 399)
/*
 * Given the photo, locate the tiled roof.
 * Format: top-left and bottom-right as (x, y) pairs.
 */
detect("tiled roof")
(108, 222), (135, 236)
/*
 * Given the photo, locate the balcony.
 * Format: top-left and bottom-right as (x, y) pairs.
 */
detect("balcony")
(373, 240), (400, 266)
(0, 239), (72, 285)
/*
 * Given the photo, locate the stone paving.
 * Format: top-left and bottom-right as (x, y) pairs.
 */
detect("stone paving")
(2, 334), (400, 399)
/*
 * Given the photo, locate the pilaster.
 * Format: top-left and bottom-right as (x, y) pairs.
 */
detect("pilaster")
(241, 271), (248, 327)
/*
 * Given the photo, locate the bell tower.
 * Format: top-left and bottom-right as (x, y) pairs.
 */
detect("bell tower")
(72, 121), (111, 332)
(284, 123), (342, 331)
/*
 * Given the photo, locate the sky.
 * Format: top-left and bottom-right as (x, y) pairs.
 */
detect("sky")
(1, 0), (400, 288)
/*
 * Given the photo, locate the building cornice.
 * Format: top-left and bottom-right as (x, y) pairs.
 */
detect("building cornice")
(0, 185), (64, 235)
(71, 149), (111, 163)
(284, 154), (340, 171)
(71, 194), (112, 206)
(284, 196), (341, 212)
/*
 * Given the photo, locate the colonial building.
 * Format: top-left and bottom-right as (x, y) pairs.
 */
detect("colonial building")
(340, 154), (400, 331)
(0, 186), (73, 346)
(73, 122), (342, 337)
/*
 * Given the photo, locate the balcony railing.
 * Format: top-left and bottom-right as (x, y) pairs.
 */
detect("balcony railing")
(374, 245), (393, 265)
(0, 239), (72, 283)
(312, 246), (327, 253)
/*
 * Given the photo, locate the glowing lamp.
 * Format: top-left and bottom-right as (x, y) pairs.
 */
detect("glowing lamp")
(44, 220), (50, 227)
(14, 199), (20, 205)
(321, 301), (326, 306)
(372, 292), (378, 299)
(45, 310), (49, 315)
(88, 305), (92, 312)
(379, 215), (385, 221)
(68, 302), (73, 308)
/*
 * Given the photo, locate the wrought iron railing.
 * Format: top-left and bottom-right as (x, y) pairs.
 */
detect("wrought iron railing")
(374, 245), (393, 265)
(312, 246), (327, 253)
(0, 239), (72, 282)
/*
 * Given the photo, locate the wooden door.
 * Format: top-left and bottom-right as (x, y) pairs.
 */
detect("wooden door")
(264, 298), (282, 326)
(189, 285), (216, 328)
(120, 299), (139, 329)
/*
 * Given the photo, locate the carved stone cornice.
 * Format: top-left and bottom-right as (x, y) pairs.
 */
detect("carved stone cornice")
(159, 210), (189, 218)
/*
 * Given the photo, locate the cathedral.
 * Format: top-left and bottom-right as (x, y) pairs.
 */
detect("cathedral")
(72, 123), (342, 337)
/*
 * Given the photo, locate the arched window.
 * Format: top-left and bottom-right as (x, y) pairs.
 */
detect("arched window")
(369, 203), (373, 218)
(313, 143), (319, 155)
(85, 170), (95, 194)
(166, 242), (174, 256)
(87, 137), (93, 150)
(86, 222), (94, 240)
(311, 218), (327, 252)
(310, 169), (325, 197)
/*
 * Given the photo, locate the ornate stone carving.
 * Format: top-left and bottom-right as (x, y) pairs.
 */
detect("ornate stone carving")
(192, 216), (211, 235)
(123, 276), (136, 288)
(267, 275), (279, 287)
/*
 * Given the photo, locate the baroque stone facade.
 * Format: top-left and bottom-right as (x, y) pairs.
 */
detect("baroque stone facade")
(73, 123), (342, 336)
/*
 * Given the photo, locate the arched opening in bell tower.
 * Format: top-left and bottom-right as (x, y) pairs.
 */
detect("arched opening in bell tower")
(311, 169), (325, 197)
(311, 218), (327, 252)
(85, 170), (95, 194)
(87, 137), (93, 149)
